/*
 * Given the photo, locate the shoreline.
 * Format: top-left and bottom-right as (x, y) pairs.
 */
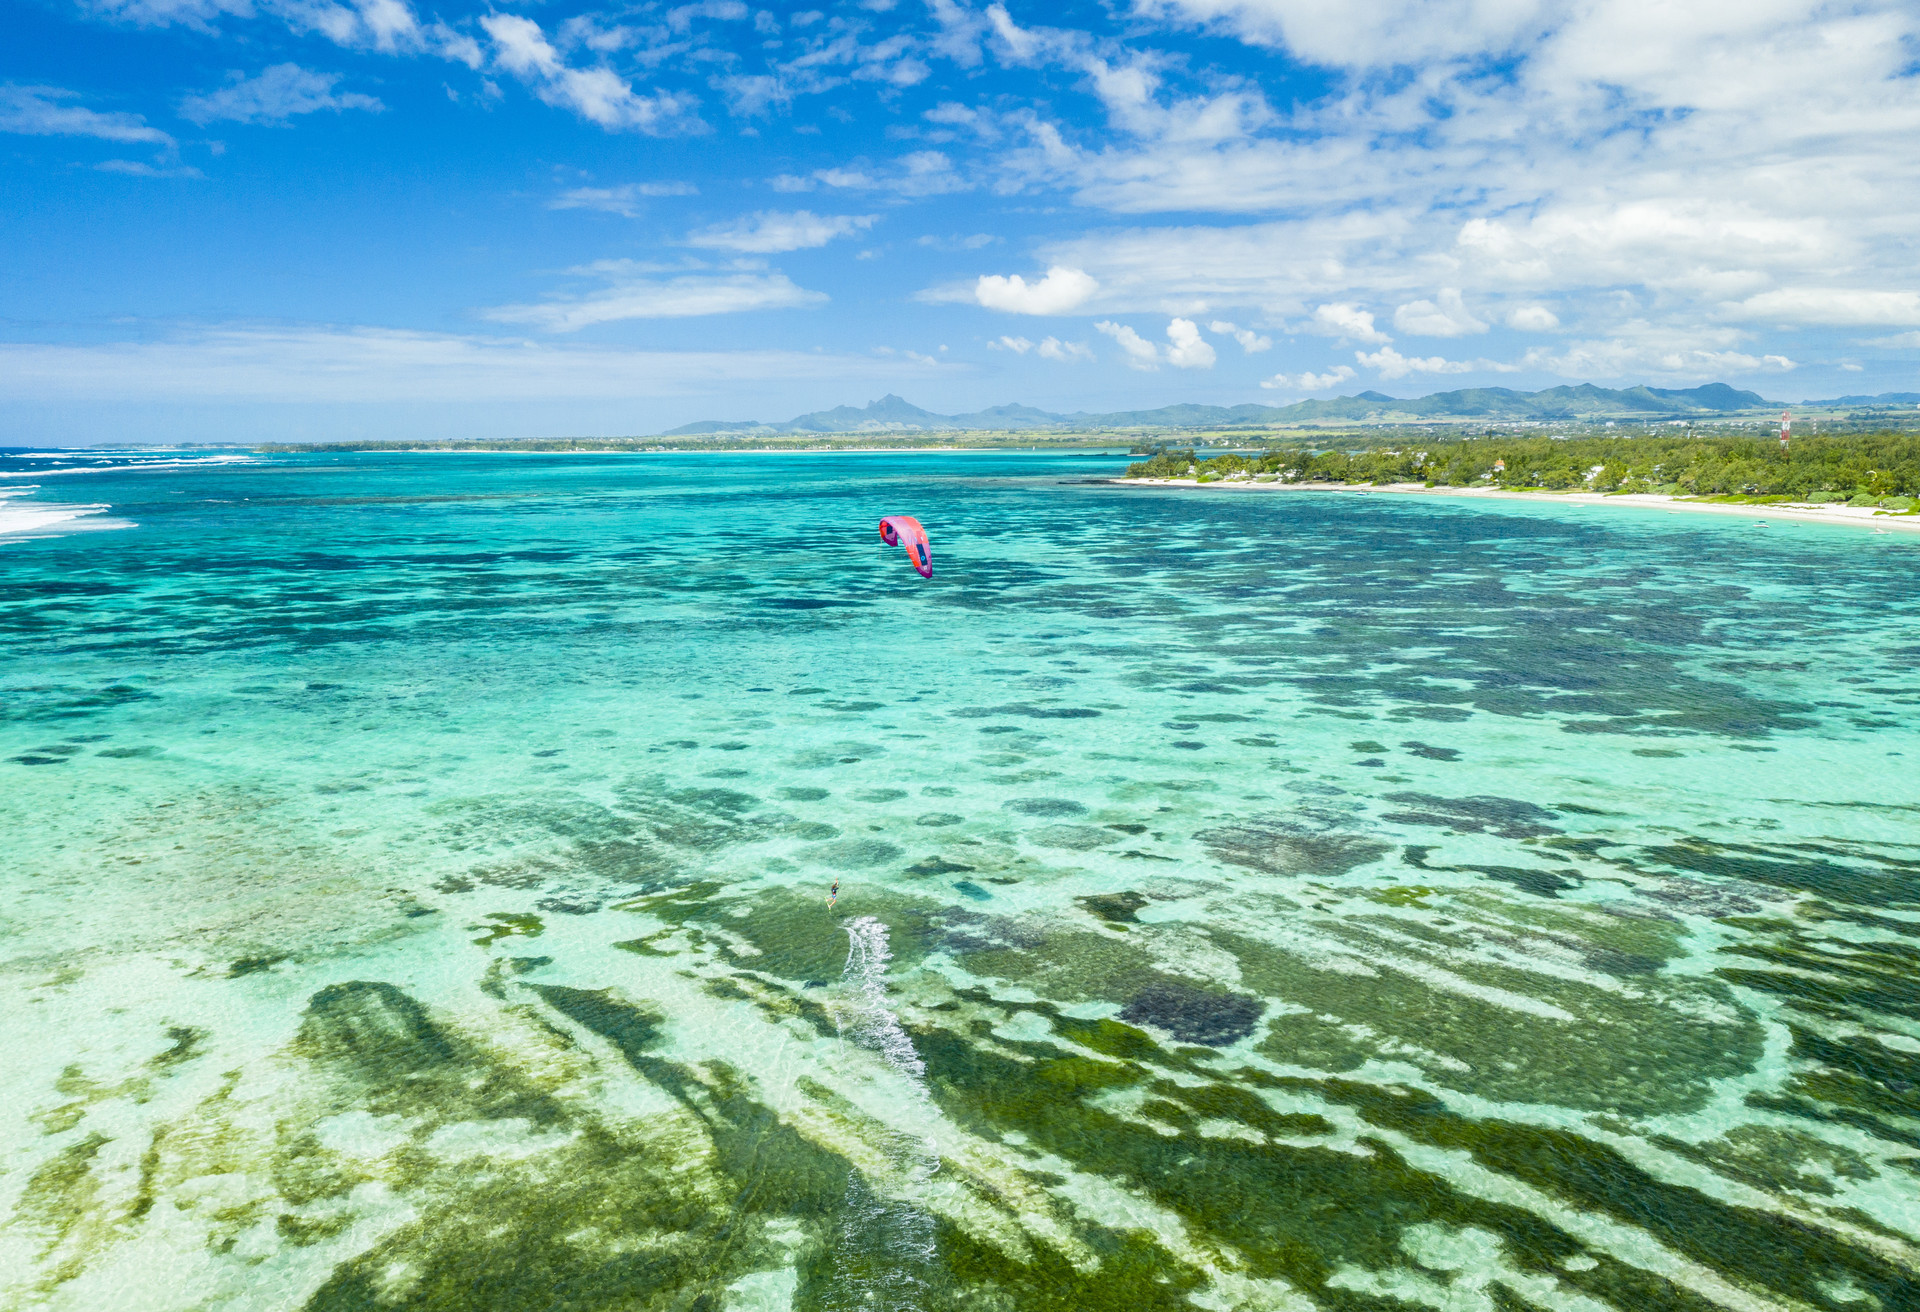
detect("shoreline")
(1114, 478), (1920, 535)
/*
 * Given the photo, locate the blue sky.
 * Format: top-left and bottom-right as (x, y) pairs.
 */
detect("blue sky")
(3, 0), (1918, 441)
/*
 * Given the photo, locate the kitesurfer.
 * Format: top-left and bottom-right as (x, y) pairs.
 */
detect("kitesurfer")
(878, 515), (933, 579)
(827, 878), (840, 909)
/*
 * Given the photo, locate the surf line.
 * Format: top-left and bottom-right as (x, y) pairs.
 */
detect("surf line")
(823, 915), (941, 1310)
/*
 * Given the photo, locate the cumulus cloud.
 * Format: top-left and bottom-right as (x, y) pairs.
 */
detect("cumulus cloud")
(1095, 320), (1161, 369)
(1356, 345), (1472, 379)
(1312, 303), (1391, 344)
(277, 0), (425, 52)
(0, 84), (173, 145)
(1037, 336), (1094, 362)
(1392, 288), (1487, 337)
(484, 263), (826, 330)
(1506, 304), (1560, 331)
(179, 64), (383, 125)
(1090, 318), (1216, 369)
(57, 0), (1920, 391)
(482, 14), (698, 133)
(943, 3), (1920, 380)
(1260, 364), (1356, 391)
(687, 210), (876, 253)
(988, 333), (1093, 361)
(975, 265), (1099, 314)
(1164, 317), (1216, 368)
(549, 182), (698, 216)
(1208, 320), (1272, 352)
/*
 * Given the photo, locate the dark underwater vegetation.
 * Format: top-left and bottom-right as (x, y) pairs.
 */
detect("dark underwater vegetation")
(2, 446), (1918, 1310)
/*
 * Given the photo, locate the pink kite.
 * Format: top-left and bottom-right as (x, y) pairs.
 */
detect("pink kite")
(878, 515), (933, 579)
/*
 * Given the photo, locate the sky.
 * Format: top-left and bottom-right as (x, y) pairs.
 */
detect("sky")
(2, 0), (1918, 442)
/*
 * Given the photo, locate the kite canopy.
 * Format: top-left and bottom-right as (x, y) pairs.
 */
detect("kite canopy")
(878, 515), (933, 579)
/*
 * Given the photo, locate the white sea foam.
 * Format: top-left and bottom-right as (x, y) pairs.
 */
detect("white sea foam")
(0, 452), (260, 478)
(0, 487), (131, 543)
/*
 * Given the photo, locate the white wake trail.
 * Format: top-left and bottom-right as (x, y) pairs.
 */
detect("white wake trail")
(822, 915), (941, 1310)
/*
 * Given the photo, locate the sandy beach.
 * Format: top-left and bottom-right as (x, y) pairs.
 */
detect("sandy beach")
(1117, 477), (1920, 535)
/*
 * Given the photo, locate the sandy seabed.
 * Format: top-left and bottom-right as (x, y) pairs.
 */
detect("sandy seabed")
(1117, 477), (1920, 535)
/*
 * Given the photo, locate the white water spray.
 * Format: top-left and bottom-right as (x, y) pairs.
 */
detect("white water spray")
(822, 916), (940, 1310)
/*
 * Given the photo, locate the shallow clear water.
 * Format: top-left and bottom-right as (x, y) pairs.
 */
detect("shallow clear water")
(3, 447), (1918, 1311)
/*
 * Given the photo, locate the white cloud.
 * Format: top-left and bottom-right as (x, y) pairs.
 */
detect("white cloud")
(1864, 331), (1920, 349)
(1164, 317), (1216, 369)
(1138, 0), (1552, 68)
(917, 232), (999, 251)
(549, 182), (698, 216)
(1208, 320), (1272, 352)
(0, 324), (935, 403)
(482, 14), (699, 134)
(179, 64), (383, 125)
(1094, 320), (1161, 369)
(687, 210), (876, 253)
(0, 84), (173, 145)
(77, 0), (249, 29)
(90, 0), (432, 51)
(1392, 288), (1486, 337)
(931, 2), (1920, 386)
(1356, 345), (1472, 379)
(828, 150), (964, 196)
(1514, 324), (1799, 380)
(1455, 205), (1843, 298)
(1037, 336), (1094, 362)
(928, 0), (989, 66)
(1260, 364), (1356, 391)
(272, 0), (425, 52)
(666, 1), (749, 34)
(1731, 288), (1920, 326)
(772, 153), (964, 197)
(1312, 303), (1391, 344)
(484, 265), (827, 331)
(95, 159), (204, 177)
(975, 265), (1100, 315)
(990, 336), (1034, 352)
(1506, 304), (1560, 331)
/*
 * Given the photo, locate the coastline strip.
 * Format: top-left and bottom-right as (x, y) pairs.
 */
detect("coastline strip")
(1114, 478), (1920, 535)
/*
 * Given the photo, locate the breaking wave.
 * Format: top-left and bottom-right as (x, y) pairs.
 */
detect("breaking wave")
(0, 487), (130, 544)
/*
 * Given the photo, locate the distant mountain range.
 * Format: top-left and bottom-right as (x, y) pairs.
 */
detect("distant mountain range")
(662, 384), (1920, 435)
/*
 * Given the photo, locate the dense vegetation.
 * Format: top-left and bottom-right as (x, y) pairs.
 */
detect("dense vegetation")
(1127, 432), (1920, 503)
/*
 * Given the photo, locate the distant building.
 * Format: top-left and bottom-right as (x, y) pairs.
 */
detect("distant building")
(1492, 458), (1506, 472)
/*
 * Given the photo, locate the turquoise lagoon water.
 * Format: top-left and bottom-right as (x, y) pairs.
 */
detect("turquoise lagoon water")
(2, 446), (1919, 1311)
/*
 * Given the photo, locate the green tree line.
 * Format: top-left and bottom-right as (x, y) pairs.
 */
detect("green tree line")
(1127, 432), (1920, 503)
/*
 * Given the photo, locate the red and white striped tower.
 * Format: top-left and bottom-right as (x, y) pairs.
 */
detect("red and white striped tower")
(1780, 410), (1791, 451)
